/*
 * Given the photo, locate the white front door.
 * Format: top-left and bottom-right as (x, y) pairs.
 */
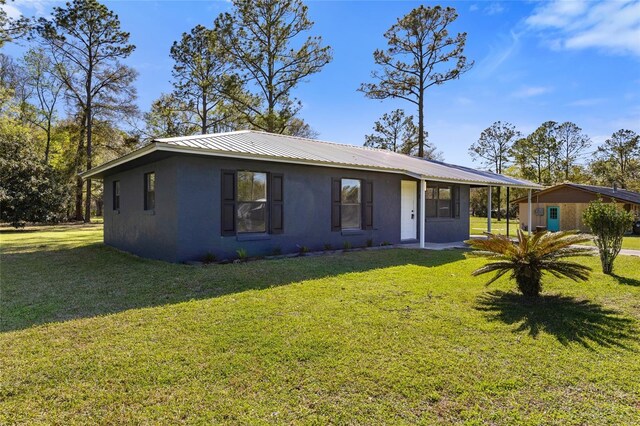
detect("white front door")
(401, 180), (417, 240)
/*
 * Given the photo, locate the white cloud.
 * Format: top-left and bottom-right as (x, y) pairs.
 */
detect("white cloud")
(526, 0), (640, 57)
(485, 2), (505, 16)
(2, 0), (53, 18)
(469, 2), (505, 16)
(526, 0), (588, 28)
(1, 2), (21, 19)
(512, 86), (553, 98)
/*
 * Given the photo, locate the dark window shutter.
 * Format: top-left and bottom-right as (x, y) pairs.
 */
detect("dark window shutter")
(363, 180), (373, 230)
(331, 178), (341, 231)
(221, 170), (236, 235)
(270, 173), (284, 234)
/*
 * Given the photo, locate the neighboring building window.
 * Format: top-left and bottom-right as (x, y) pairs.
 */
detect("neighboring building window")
(425, 183), (459, 218)
(113, 180), (120, 210)
(144, 172), (155, 210)
(341, 178), (361, 230)
(237, 171), (267, 233)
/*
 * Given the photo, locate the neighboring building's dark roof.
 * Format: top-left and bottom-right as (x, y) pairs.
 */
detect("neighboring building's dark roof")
(81, 130), (541, 188)
(512, 183), (640, 205)
(565, 183), (640, 205)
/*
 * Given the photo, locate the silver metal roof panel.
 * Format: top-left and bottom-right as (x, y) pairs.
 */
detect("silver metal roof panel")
(82, 130), (541, 188)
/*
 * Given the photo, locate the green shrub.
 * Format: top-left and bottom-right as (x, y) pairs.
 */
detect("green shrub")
(366, 239), (373, 247)
(298, 245), (309, 255)
(271, 246), (282, 256)
(343, 241), (352, 250)
(323, 243), (332, 251)
(236, 248), (248, 261)
(466, 230), (593, 298)
(0, 135), (68, 227)
(583, 199), (634, 274)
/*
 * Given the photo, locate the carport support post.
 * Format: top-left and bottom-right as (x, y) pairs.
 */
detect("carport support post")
(506, 187), (510, 237)
(419, 179), (426, 248)
(487, 186), (492, 233)
(528, 189), (532, 236)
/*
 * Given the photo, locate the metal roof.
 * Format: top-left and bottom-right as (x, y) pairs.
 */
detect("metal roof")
(81, 130), (542, 188)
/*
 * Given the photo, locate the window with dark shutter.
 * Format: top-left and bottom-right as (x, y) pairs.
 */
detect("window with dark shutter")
(363, 180), (373, 229)
(113, 180), (120, 211)
(270, 173), (284, 234)
(331, 178), (341, 231)
(341, 179), (361, 230)
(221, 170), (285, 236)
(331, 178), (373, 231)
(221, 170), (236, 235)
(144, 172), (155, 211)
(237, 171), (267, 233)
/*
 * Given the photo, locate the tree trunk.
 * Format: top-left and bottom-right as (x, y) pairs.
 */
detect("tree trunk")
(202, 92), (207, 134)
(417, 90), (424, 158)
(44, 122), (51, 164)
(75, 176), (84, 221)
(74, 117), (86, 221)
(96, 197), (103, 217)
(84, 104), (92, 223)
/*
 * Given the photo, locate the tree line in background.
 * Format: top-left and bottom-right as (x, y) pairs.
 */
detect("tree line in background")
(0, 0), (335, 225)
(1, 0), (637, 227)
(467, 121), (640, 220)
(1, 0), (473, 226)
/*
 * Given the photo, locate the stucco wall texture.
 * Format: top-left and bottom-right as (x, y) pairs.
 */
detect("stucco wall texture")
(103, 154), (470, 262)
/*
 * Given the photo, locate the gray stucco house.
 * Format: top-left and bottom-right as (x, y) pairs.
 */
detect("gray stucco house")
(82, 130), (540, 262)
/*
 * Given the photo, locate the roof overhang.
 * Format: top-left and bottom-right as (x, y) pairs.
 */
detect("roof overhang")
(81, 142), (542, 189)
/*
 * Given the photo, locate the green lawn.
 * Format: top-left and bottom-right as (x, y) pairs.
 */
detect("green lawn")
(469, 217), (640, 250)
(578, 235), (640, 251)
(470, 216), (520, 237)
(2, 225), (640, 424)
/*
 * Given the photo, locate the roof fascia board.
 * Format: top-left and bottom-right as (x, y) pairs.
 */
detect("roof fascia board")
(79, 143), (158, 179)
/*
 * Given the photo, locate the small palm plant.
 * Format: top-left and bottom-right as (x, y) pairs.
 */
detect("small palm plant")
(466, 230), (594, 298)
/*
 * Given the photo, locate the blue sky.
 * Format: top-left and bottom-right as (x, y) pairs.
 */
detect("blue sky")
(3, 0), (640, 167)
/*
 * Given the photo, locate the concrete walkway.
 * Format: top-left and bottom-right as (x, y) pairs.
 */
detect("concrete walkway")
(399, 241), (469, 250)
(578, 246), (640, 258)
(399, 237), (640, 257)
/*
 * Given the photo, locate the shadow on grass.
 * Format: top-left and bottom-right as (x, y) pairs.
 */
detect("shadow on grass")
(476, 290), (638, 349)
(1, 244), (466, 333)
(611, 274), (640, 287)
